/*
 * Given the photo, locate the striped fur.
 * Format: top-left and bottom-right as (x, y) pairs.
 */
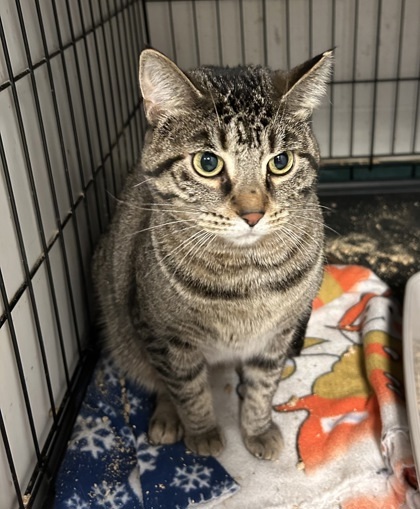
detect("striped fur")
(92, 48), (333, 459)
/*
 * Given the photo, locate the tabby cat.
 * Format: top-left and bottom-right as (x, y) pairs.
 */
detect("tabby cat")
(92, 48), (333, 460)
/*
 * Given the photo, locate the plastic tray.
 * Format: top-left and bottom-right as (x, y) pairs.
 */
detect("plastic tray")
(403, 271), (420, 478)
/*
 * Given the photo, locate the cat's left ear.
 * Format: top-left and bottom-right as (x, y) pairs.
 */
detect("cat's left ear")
(276, 49), (334, 120)
(139, 48), (202, 125)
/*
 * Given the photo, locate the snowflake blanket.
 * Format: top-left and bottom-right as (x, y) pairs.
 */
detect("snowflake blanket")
(55, 265), (420, 509)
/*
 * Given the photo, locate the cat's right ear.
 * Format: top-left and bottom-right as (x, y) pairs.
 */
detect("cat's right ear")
(275, 49), (334, 120)
(139, 49), (202, 125)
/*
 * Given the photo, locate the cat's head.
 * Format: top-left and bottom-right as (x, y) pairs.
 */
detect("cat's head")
(138, 48), (333, 246)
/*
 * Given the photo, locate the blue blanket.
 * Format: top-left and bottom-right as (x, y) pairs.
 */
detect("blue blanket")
(55, 357), (239, 509)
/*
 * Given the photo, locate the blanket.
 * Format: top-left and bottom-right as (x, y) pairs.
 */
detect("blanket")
(55, 265), (419, 508)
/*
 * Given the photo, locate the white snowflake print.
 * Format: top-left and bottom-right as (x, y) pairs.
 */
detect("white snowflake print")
(136, 433), (161, 474)
(91, 481), (131, 508)
(69, 416), (115, 459)
(65, 493), (89, 509)
(209, 479), (239, 499)
(97, 400), (117, 418)
(101, 359), (120, 387)
(170, 464), (213, 493)
(126, 389), (143, 416)
(120, 425), (136, 448)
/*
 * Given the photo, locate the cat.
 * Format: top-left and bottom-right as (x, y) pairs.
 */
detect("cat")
(92, 47), (333, 460)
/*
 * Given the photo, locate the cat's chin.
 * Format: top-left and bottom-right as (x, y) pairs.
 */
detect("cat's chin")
(223, 232), (266, 247)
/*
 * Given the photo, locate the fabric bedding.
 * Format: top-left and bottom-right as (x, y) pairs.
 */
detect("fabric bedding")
(55, 265), (419, 508)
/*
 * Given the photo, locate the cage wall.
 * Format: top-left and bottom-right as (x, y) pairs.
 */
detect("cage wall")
(0, 1), (146, 508)
(146, 0), (420, 184)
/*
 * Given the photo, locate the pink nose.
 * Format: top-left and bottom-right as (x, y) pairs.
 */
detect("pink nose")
(241, 211), (265, 226)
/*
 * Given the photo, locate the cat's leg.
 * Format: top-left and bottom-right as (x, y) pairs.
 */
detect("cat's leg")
(146, 342), (224, 456)
(288, 309), (311, 357)
(240, 342), (287, 460)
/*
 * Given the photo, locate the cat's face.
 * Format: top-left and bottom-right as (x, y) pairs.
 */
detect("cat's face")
(139, 50), (333, 247)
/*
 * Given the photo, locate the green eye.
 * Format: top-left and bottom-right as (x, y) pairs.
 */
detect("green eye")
(193, 151), (224, 177)
(267, 151), (294, 175)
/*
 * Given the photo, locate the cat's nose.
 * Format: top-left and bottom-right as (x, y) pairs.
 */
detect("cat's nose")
(241, 211), (265, 226)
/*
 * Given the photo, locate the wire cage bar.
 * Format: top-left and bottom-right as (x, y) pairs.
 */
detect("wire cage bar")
(0, 1), (419, 509)
(0, 1), (146, 508)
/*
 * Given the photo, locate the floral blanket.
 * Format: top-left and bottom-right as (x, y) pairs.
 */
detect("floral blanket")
(55, 265), (419, 508)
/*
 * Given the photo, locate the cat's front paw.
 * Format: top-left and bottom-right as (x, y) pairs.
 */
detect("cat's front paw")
(148, 407), (184, 445)
(184, 427), (224, 457)
(243, 421), (283, 460)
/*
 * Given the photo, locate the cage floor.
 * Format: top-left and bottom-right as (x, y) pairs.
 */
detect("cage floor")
(322, 192), (420, 302)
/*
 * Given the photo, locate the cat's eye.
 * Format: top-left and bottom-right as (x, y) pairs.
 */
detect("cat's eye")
(267, 151), (294, 176)
(193, 151), (224, 177)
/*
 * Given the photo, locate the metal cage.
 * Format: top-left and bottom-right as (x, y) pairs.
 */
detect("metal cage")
(1, 1), (419, 508)
(0, 1), (146, 507)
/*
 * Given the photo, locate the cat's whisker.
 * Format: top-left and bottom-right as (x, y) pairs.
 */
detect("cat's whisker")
(185, 233), (212, 264)
(174, 235), (211, 280)
(207, 85), (221, 129)
(141, 201), (200, 208)
(147, 229), (207, 279)
(122, 219), (196, 239)
(155, 224), (198, 243)
(294, 214), (341, 237)
(277, 227), (307, 260)
(273, 229), (288, 250)
(140, 202), (207, 213)
(145, 230), (202, 279)
(197, 232), (217, 262)
(134, 207), (203, 215)
(189, 231), (216, 265)
(171, 231), (212, 277)
(285, 219), (321, 241)
(108, 192), (193, 217)
(286, 222), (324, 251)
(317, 204), (334, 212)
(174, 231), (209, 263)
(132, 177), (155, 188)
(288, 204), (332, 214)
(291, 214), (340, 236)
(200, 224), (230, 234)
(107, 190), (202, 216)
(106, 196), (203, 216)
(274, 230), (294, 256)
(272, 76), (290, 128)
(323, 224), (341, 236)
(301, 204), (326, 209)
(106, 191), (122, 203)
(206, 232), (217, 250)
(281, 229), (307, 258)
(286, 207), (336, 223)
(146, 228), (203, 275)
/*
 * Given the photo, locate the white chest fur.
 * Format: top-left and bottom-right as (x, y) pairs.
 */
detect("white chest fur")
(201, 329), (279, 366)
